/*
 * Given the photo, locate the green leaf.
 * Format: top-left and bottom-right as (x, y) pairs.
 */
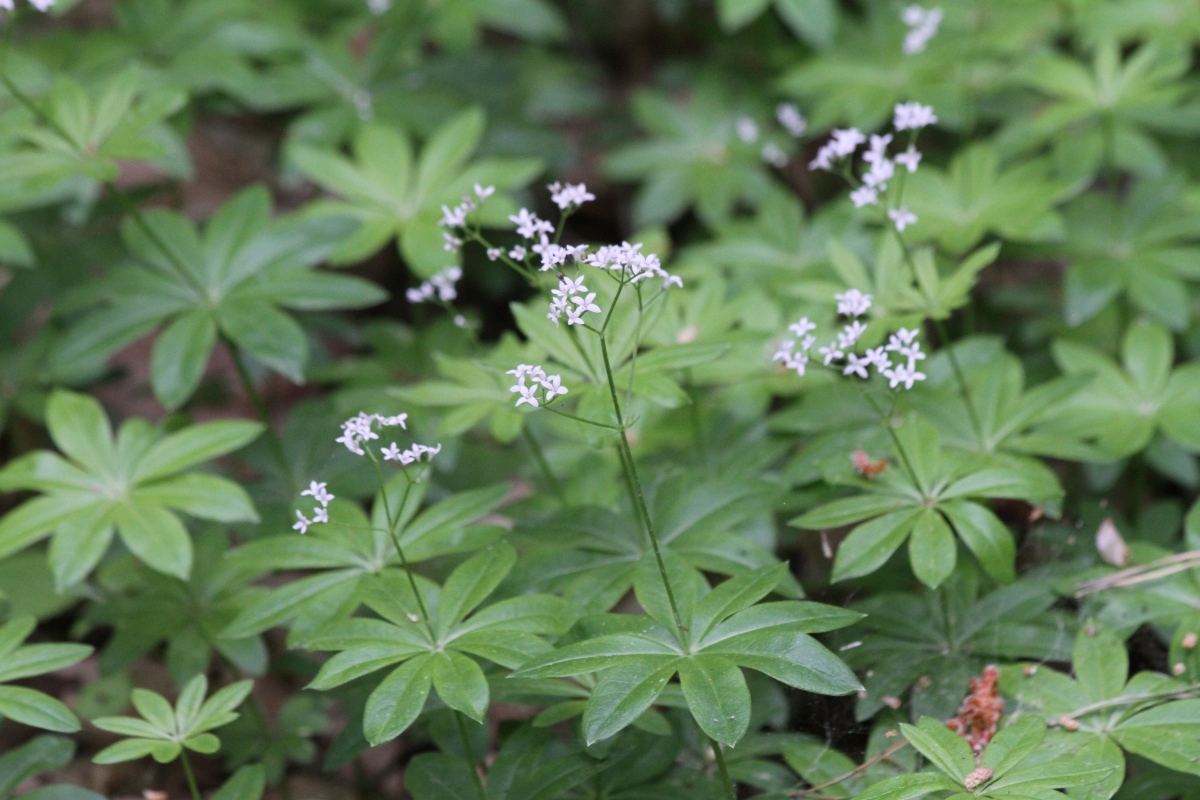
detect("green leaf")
(0, 686), (80, 732)
(899, 717), (975, 782)
(716, 0), (771, 30)
(980, 717), (1045, 778)
(908, 510), (957, 589)
(430, 651), (489, 723)
(678, 656), (751, 746)
(853, 773), (962, 800)
(0, 735), (75, 797)
(404, 753), (480, 800)
(775, 0), (837, 47)
(706, 630), (861, 695)
(436, 542), (516, 639)
(691, 563), (787, 640)
(92, 738), (180, 765)
(193, 679), (253, 733)
(414, 108), (486, 205)
(150, 310), (217, 410)
(0, 642), (92, 683)
(131, 689), (176, 732)
(832, 510), (922, 582)
(1072, 624), (1128, 703)
(131, 420), (263, 483)
(218, 299), (307, 383)
(211, 765), (266, 800)
(132, 474), (257, 523)
(46, 391), (113, 477)
(582, 657), (678, 745)
(364, 655), (433, 745)
(113, 503), (192, 579)
(940, 500), (1016, 583)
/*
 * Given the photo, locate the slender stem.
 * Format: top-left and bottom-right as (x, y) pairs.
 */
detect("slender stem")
(523, 426), (565, 502)
(1061, 687), (1200, 721)
(891, 230), (984, 441)
(598, 335), (687, 637)
(179, 751), (203, 800)
(710, 736), (737, 800)
(860, 389), (922, 492)
(368, 456), (434, 635)
(793, 740), (909, 796)
(223, 336), (295, 490)
(454, 710), (487, 799)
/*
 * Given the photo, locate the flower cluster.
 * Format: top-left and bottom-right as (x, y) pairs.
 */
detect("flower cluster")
(772, 290), (927, 390)
(405, 265), (462, 304)
(381, 441), (441, 464)
(585, 242), (683, 288)
(294, 480), (334, 534)
(902, 5), (943, 54)
(547, 275), (601, 328)
(437, 184), (495, 253)
(549, 182), (594, 210)
(508, 364), (568, 408)
(335, 411), (409, 456)
(808, 102), (935, 232)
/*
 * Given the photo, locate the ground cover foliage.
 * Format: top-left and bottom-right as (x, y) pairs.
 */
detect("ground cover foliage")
(3, 0), (1200, 798)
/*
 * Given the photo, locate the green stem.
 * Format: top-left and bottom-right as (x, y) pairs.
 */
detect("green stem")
(223, 336), (295, 490)
(369, 455), (434, 636)
(540, 403), (622, 431)
(599, 334), (687, 638)
(179, 751), (203, 800)
(891, 230), (984, 442)
(710, 736), (737, 800)
(861, 389), (922, 492)
(454, 710), (487, 799)
(523, 426), (565, 502)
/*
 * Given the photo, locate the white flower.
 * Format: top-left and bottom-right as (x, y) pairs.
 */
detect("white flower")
(865, 346), (893, 372)
(585, 241), (681, 289)
(312, 506), (329, 524)
(486, 247), (502, 261)
(509, 245), (527, 260)
(863, 134), (892, 164)
(509, 365), (566, 408)
(893, 102), (938, 131)
(888, 206), (918, 232)
(838, 320), (868, 348)
(863, 158), (895, 189)
(776, 103), (808, 137)
(293, 510), (311, 534)
(301, 481), (335, 507)
(884, 363), (927, 390)
(541, 374), (568, 400)
(439, 204), (467, 228)
(788, 317), (817, 337)
(850, 186), (878, 208)
(407, 267), (462, 305)
(558, 275), (588, 296)
(366, 0), (390, 12)
(474, 184), (495, 200)
(902, 6), (943, 55)
(894, 145), (922, 173)
(772, 341), (809, 376)
(509, 208), (554, 239)
(843, 353), (872, 379)
(5, 0), (54, 10)
(565, 306), (586, 326)
(381, 442), (402, 460)
(442, 232), (462, 252)
(761, 142), (787, 167)
(832, 128), (866, 157)
(513, 384), (539, 408)
(835, 288), (873, 317)
(572, 292), (601, 315)
(736, 116), (759, 144)
(548, 182), (595, 210)
(772, 340), (796, 363)
(818, 344), (844, 366)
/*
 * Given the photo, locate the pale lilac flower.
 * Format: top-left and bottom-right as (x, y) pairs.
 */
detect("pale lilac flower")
(888, 206), (918, 232)
(312, 507), (330, 524)
(4, 0), (54, 10)
(548, 182), (595, 210)
(443, 232), (462, 253)
(509, 245), (527, 260)
(381, 442), (402, 461)
(565, 306), (586, 326)
(866, 346), (893, 372)
(884, 363), (927, 390)
(776, 103), (808, 137)
(863, 158), (895, 189)
(510, 209), (554, 239)
(558, 275), (588, 296)
(407, 266), (462, 305)
(830, 128), (866, 157)
(293, 511), (311, 534)
(850, 186), (878, 208)
(474, 184), (495, 200)
(789, 318), (817, 338)
(843, 354), (872, 379)
(838, 320), (868, 348)
(736, 117), (759, 144)
(902, 6), (943, 55)
(572, 292), (601, 315)
(439, 204), (467, 228)
(301, 481), (335, 507)
(893, 102), (937, 131)
(863, 134), (892, 164)
(818, 344), (844, 366)
(894, 146), (922, 173)
(835, 289), (873, 317)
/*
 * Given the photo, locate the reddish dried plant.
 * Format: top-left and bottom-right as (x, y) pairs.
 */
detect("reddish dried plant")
(852, 449), (889, 478)
(946, 665), (1003, 756)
